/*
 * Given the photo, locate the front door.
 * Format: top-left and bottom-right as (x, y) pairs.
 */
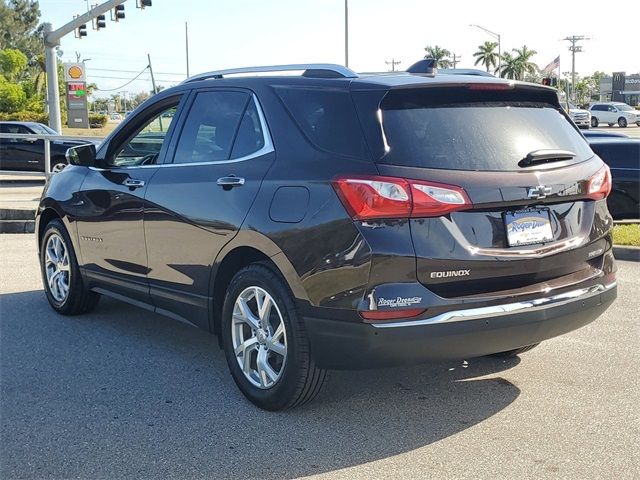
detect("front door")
(0, 124), (42, 171)
(75, 96), (185, 306)
(144, 90), (275, 327)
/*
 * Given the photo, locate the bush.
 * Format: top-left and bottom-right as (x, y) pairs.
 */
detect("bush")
(88, 113), (107, 128)
(0, 110), (48, 123)
(0, 81), (26, 112)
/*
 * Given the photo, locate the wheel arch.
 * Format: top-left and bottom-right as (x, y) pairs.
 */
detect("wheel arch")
(209, 232), (309, 337)
(36, 202), (70, 252)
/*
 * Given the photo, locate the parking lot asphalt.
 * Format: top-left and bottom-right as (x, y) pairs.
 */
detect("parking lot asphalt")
(1, 234), (639, 480)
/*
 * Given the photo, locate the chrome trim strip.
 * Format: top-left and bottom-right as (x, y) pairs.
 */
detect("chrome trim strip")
(90, 94), (274, 170)
(371, 282), (616, 329)
(183, 63), (358, 83)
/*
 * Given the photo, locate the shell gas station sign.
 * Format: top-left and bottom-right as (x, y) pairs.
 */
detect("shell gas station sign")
(63, 63), (89, 128)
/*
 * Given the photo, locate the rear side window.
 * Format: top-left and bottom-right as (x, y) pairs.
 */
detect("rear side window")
(274, 86), (369, 158)
(378, 88), (594, 171)
(590, 142), (640, 170)
(174, 91), (264, 164)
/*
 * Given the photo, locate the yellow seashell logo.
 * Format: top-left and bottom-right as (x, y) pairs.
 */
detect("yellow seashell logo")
(68, 65), (83, 79)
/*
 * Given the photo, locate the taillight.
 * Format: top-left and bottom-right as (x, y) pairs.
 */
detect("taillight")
(332, 176), (412, 219)
(586, 165), (612, 200)
(410, 181), (472, 217)
(333, 175), (472, 220)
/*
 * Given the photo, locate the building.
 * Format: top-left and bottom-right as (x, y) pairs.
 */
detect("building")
(600, 73), (640, 106)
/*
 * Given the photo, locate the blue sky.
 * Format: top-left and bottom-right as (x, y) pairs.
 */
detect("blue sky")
(40, 0), (639, 98)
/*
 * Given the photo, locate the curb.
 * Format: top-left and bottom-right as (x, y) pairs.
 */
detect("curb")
(613, 246), (640, 262)
(0, 220), (35, 233)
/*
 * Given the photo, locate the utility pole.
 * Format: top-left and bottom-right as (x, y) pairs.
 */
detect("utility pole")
(148, 53), (163, 130)
(564, 35), (590, 105)
(344, 0), (349, 68)
(185, 22), (190, 78)
(385, 59), (401, 72)
(43, 0), (141, 132)
(451, 53), (461, 69)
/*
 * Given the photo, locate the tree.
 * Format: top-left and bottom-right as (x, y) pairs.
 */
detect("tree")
(498, 52), (520, 79)
(473, 41), (499, 72)
(0, 48), (27, 81)
(0, 1), (43, 63)
(513, 45), (538, 78)
(424, 45), (452, 68)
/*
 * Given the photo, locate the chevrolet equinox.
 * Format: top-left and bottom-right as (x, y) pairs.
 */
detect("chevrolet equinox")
(36, 61), (617, 410)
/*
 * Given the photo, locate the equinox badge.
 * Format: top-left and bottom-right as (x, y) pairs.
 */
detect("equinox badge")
(430, 269), (470, 279)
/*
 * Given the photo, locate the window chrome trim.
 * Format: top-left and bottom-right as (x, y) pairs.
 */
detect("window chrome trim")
(370, 281), (616, 329)
(93, 94), (274, 170)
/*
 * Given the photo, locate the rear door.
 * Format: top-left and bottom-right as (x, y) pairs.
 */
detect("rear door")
(144, 89), (274, 328)
(356, 84), (609, 298)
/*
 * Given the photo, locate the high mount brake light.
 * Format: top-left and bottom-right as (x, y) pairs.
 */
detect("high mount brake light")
(467, 83), (514, 91)
(586, 165), (612, 200)
(332, 175), (472, 220)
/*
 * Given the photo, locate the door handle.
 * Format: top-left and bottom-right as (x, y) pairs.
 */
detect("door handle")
(122, 178), (145, 188)
(217, 175), (245, 188)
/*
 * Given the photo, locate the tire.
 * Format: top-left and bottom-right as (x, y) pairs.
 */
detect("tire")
(490, 343), (539, 359)
(618, 117), (627, 128)
(51, 157), (67, 174)
(40, 218), (100, 315)
(590, 117), (598, 128)
(221, 263), (326, 410)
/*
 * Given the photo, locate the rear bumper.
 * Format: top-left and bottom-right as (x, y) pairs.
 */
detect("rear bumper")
(304, 282), (616, 369)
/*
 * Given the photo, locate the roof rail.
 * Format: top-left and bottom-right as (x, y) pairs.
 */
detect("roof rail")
(183, 64), (358, 83)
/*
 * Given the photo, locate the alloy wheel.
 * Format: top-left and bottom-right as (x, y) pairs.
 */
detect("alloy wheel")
(231, 286), (287, 389)
(44, 233), (71, 303)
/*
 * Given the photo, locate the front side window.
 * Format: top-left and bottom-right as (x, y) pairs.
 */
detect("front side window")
(173, 91), (264, 164)
(110, 101), (180, 167)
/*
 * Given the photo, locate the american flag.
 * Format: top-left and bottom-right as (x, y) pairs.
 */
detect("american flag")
(542, 56), (560, 73)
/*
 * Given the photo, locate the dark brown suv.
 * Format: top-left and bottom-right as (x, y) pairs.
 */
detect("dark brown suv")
(36, 62), (617, 410)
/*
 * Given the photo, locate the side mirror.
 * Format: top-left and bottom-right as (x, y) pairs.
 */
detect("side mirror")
(66, 143), (97, 167)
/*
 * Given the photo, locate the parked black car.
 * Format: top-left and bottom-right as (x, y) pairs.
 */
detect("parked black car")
(36, 62), (617, 410)
(582, 130), (628, 139)
(0, 121), (98, 173)
(588, 137), (640, 219)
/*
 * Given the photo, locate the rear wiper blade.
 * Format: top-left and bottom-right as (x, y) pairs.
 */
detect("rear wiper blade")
(519, 149), (576, 167)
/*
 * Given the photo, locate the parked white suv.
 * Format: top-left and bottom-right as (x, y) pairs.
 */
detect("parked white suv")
(589, 102), (640, 128)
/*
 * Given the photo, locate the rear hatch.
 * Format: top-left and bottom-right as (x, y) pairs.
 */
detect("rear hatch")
(353, 82), (613, 298)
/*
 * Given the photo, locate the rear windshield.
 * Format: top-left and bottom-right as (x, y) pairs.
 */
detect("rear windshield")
(378, 88), (594, 171)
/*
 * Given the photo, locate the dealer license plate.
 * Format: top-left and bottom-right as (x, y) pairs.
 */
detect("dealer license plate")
(504, 208), (554, 247)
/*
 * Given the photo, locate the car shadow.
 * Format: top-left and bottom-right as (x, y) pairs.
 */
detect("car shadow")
(1, 290), (521, 480)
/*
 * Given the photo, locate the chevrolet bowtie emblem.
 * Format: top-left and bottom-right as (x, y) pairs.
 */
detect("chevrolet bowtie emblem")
(527, 185), (552, 199)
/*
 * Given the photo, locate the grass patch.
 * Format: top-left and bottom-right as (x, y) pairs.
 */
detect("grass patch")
(62, 122), (118, 137)
(612, 224), (640, 247)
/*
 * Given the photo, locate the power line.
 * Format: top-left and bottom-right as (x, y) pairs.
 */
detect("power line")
(87, 66), (186, 76)
(95, 66), (150, 91)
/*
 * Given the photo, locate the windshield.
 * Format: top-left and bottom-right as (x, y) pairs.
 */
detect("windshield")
(29, 123), (58, 135)
(616, 104), (634, 111)
(378, 89), (593, 171)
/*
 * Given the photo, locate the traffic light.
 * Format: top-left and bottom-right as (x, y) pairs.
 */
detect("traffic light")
(137, 0), (152, 8)
(96, 14), (106, 30)
(77, 23), (87, 38)
(542, 77), (552, 86)
(114, 4), (125, 20)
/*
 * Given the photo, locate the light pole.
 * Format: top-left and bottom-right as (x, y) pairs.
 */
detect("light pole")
(344, 0), (349, 68)
(470, 24), (501, 76)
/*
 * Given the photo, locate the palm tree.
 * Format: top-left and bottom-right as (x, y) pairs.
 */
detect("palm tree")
(424, 45), (452, 69)
(513, 45), (538, 78)
(473, 41), (499, 72)
(498, 52), (520, 79)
